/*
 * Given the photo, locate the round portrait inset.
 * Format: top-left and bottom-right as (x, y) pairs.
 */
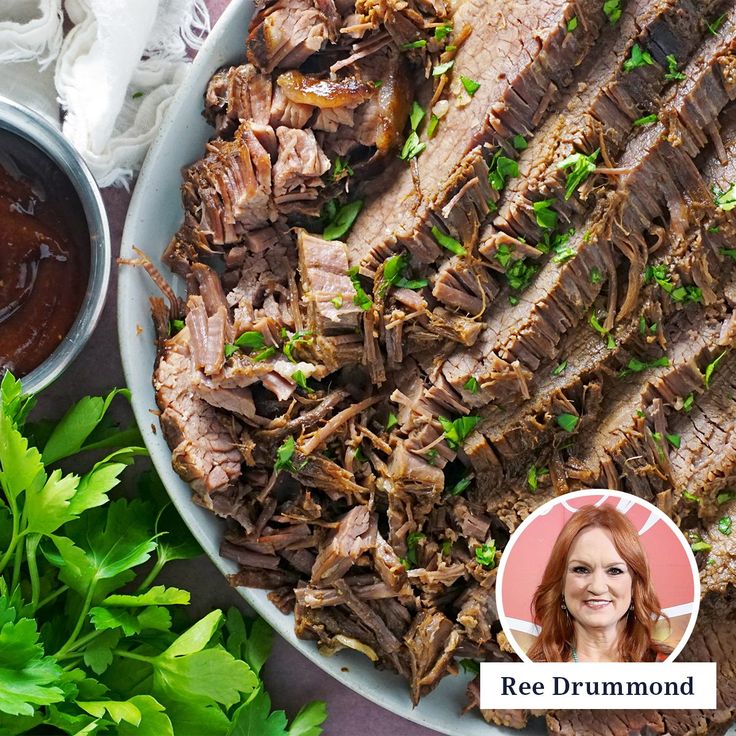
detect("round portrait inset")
(496, 490), (699, 663)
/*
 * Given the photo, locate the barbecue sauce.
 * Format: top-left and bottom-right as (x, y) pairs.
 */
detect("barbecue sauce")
(0, 132), (90, 378)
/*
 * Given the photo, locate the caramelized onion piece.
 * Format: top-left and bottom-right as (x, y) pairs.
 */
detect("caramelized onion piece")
(277, 70), (374, 109)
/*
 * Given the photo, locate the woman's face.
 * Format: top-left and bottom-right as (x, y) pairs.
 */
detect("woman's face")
(563, 526), (633, 632)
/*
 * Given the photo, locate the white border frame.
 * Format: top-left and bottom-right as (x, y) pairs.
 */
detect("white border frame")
(495, 488), (701, 663)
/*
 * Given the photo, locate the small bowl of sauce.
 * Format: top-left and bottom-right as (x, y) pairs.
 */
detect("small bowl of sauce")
(0, 97), (110, 393)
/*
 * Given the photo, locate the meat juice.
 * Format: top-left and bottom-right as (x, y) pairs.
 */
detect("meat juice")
(0, 131), (90, 377)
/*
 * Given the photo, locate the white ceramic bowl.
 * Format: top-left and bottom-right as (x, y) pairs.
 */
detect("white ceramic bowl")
(118, 2), (540, 733)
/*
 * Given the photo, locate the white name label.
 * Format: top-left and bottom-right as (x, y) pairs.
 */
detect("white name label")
(480, 662), (717, 709)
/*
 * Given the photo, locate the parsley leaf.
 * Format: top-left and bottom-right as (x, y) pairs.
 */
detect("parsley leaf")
(551, 360), (568, 377)
(526, 464), (548, 492)
(664, 54), (685, 81)
(438, 415), (481, 449)
(464, 377), (479, 394)
(460, 76), (480, 95)
(634, 113), (658, 126)
(567, 16), (578, 31)
(557, 149), (599, 200)
(707, 14), (725, 35)
(714, 183), (736, 211)
(433, 60), (455, 76)
(704, 350), (728, 388)
(0, 597), (64, 715)
(623, 43), (655, 72)
(719, 516), (732, 535)
(617, 355), (670, 378)
(431, 226), (466, 256)
(347, 267), (373, 311)
(556, 413), (579, 433)
(323, 200), (363, 240)
(603, 0), (622, 24)
(475, 541), (497, 568)
(488, 151), (519, 191)
(533, 199), (557, 231)
(589, 313), (616, 349)
(434, 23), (453, 40)
(401, 39), (427, 50)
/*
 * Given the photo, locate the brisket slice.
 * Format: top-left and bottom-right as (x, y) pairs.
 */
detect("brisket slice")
(154, 337), (243, 499)
(297, 230), (364, 333)
(247, 0), (338, 73)
(439, 18), (736, 409)
(347, 0), (608, 273)
(486, 0), (722, 250)
(698, 499), (736, 596)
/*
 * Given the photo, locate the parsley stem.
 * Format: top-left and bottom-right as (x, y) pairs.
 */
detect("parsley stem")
(113, 649), (154, 663)
(135, 553), (167, 594)
(36, 584), (69, 612)
(26, 534), (41, 611)
(0, 492), (20, 576)
(56, 629), (107, 659)
(11, 530), (24, 591)
(55, 579), (97, 657)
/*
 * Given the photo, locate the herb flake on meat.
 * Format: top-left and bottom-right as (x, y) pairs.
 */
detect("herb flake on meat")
(438, 415), (481, 449)
(557, 149), (599, 199)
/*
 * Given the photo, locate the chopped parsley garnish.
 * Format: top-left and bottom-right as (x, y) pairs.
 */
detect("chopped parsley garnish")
(432, 60), (455, 76)
(552, 359), (568, 377)
(704, 350), (727, 388)
(707, 13), (726, 35)
(409, 101), (425, 131)
(557, 413), (579, 433)
(644, 263), (702, 303)
(464, 376), (479, 393)
(551, 229), (576, 264)
(400, 132), (426, 161)
(426, 448), (439, 464)
(431, 226), (466, 256)
(169, 318), (185, 335)
(330, 294), (343, 309)
(512, 134), (528, 150)
(488, 150), (520, 191)
(131, 90), (144, 99)
(274, 436), (300, 472)
(475, 541), (497, 568)
(434, 23), (453, 40)
(714, 183), (736, 211)
(664, 54), (685, 81)
(721, 247), (736, 260)
(527, 464), (549, 492)
(224, 343), (238, 358)
(639, 317), (658, 335)
(292, 370), (313, 393)
(448, 473), (472, 496)
(506, 258), (539, 292)
(460, 76), (481, 96)
(509, 295), (519, 305)
(533, 198), (558, 231)
(682, 490), (700, 503)
(323, 199), (363, 240)
(439, 415), (481, 449)
(406, 532), (425, 567)
(557, 149), (599, 200)
(381, 252), (428, 294)
(634, 113), (658, 126)
(717, 491), (736, 505)
(401, 39), (427, 49)
(623, 43), (655, 72)
(282, 328), (314, 362)
(682, 392), (695, 413)
(386, 412), (399, 431)
(428, 114), (440, 138)
(234, 331), (266, 350)
(690, 538), (711, 553)
(254, 346), (278, 361)
(589, 313), (616, 349)
(665, 433), (681, 449)
(603, 0), (622, 24)
(460, 659), (480, 674)
(719, 516), (732, 535)
(332, 155), (353, 180)
(346, 267), (374, 311)
(617, 355), (670, 377)
(567, 16), (578, 32)
(590, 266), (602, 284)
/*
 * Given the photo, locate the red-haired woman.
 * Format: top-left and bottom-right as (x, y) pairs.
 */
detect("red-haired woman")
(526, 504), (671, 663)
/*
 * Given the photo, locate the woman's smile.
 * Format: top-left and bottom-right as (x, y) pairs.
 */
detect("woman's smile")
(564, 526), (633, 633)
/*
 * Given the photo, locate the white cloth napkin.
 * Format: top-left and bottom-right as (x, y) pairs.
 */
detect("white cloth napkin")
(0, 0), (211, 187)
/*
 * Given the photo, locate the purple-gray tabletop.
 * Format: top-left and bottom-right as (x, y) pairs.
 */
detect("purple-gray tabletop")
(36, 2), (444, 734)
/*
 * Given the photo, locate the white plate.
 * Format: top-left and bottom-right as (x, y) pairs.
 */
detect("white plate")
(118, 2), (542, 733)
